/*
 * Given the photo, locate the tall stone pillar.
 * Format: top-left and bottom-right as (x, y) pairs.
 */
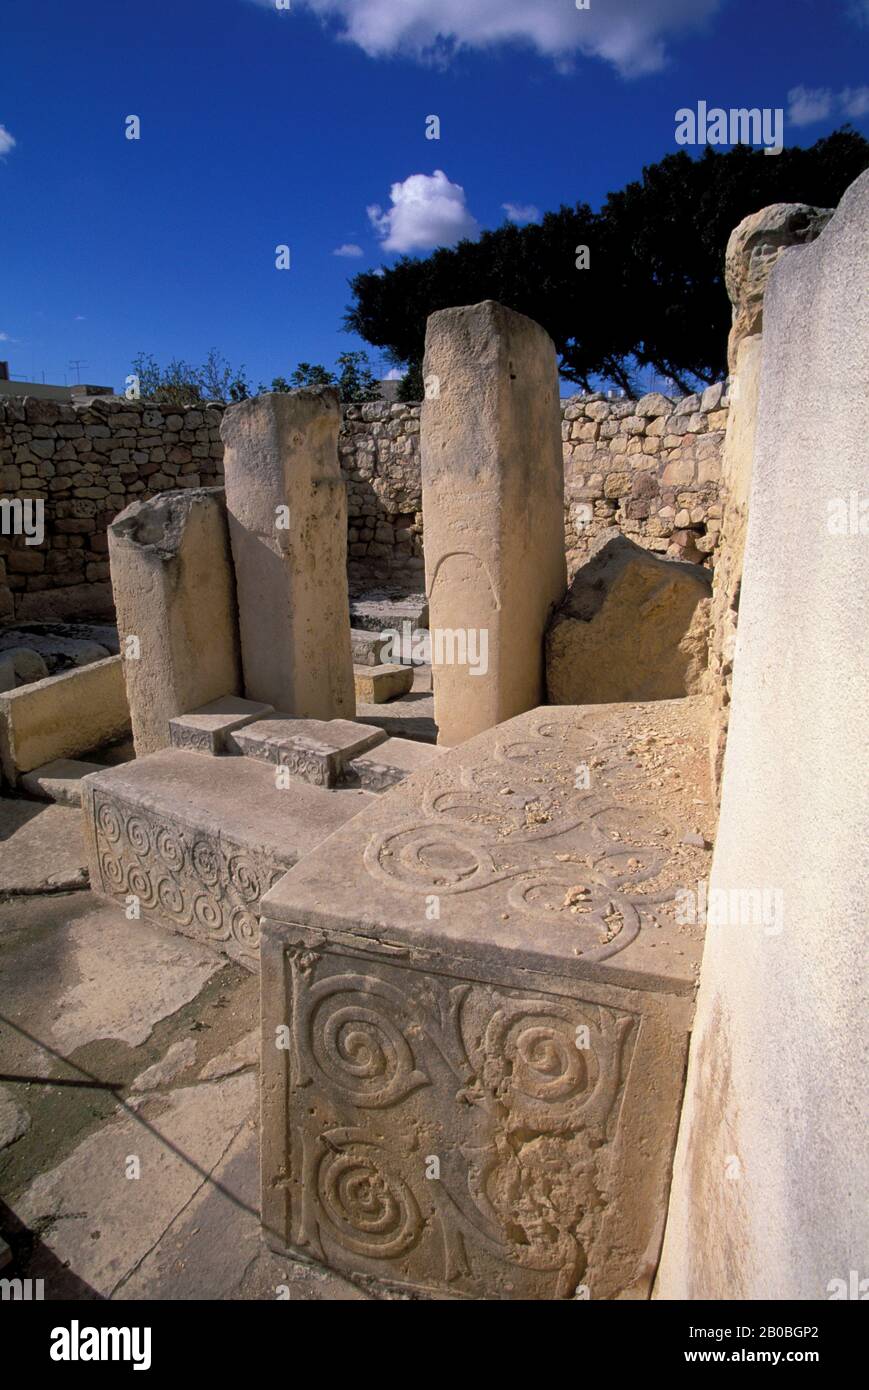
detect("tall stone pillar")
(220, 389), (355, 720)
(108, 488), (242, 755)
(708, 203), (832, 796)
(421, 301), (566, 747)
(657, 169), (869, 1300)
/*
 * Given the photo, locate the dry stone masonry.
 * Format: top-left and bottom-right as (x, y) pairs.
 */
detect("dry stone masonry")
(1, 392), (729, 624)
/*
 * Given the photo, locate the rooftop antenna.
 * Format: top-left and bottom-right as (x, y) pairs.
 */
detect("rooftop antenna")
(68, 359), (88, 384)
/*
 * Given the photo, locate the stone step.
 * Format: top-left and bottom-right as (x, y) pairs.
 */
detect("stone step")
(82, 751), (374, 969)
(228, 717), (387, 787)
(18, 757), (105, 807)
(352, 663), (414, 704)
(343, 736), (446, 793)
(169, 695), (274, 755)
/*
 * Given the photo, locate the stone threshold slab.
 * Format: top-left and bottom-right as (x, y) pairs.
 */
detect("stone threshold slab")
(228, 718), (386, 787)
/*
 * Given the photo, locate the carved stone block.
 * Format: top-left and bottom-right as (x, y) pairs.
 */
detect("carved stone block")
(82, 751), (374, 969)
(260, 699), (712, 1298)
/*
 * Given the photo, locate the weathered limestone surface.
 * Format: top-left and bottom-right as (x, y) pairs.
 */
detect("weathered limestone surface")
(706, 335), (763, 795)
(0, 655), (129, 782)
(108, 488), (241, 755)
(344, 735), (444, 792)
(421, 302), (567, 747)
(725, 202), (832, 373)
(657, 170), (869, 1300)
(19, 757), (104, 807)
(708, 201), (831, 797)
(82, 751), (374, 969)
(260, 698), (713, 1299)
(350, 628), (389, 666)
(546, 536), (711, 706)
(229, 717), (386, 788)
(221, 391), (354, 720)
(169, 696), (274, 755)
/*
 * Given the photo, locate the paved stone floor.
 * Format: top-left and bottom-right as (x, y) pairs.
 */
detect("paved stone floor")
(0, 798), (375, 1301)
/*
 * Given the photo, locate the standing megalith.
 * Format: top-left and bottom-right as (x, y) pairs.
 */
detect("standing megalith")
(421, 301), (567, 747)
(220, 389), (355, 720)
(108, 487), (242, 755)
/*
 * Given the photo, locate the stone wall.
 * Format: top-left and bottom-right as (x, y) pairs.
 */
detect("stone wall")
(561, 386), (727, 573)
(0, 395), (224, 622)
(1, 391), (727, 621)
(339, 401), (424, 593)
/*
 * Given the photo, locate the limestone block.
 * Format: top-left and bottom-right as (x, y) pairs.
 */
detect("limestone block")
(353, 663), (414, 704)
(546, 536), (711, 705)
(343, 736), (445, 792)
(260, 699), (713, 1299)
(108, 488), (241, 755)
(421, 302), (567, 747)
(725, 202), (832, 373)
(350, 628), (389, 667)
(0, 656), (129, 782)
(658, 169), (869, 1301)
(221, 391), (354, 720)
(82, 750), (376, 970)
(169, 696), (274, 755)
(229, 717), (386, 788)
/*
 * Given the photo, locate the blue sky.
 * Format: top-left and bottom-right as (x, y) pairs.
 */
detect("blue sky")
(1, 0), (866, 392)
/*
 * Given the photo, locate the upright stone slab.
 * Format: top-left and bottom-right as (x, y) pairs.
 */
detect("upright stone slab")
(108, 489), (241, 756)
(221, 390), (355, 720)
(421, 302), (567, 747)
(658, 170), (869, 1300)
(260, 697), (714, 1300)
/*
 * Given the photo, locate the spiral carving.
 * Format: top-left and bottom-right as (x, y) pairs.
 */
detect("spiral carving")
(156, 827), (186, 874)
(228, 854), (260, 904)
(484, 1002), (597, 1107)
(304, 974), (428, 1107)
(315, 1133), (423, 1260)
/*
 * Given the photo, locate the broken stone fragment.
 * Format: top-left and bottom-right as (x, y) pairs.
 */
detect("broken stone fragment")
(546, 535), (711, 705)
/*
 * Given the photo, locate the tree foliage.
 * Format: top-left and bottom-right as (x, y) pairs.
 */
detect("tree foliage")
(344, 129), (869, 395)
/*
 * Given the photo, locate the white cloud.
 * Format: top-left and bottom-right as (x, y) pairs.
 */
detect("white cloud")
(787, 85), (834, 126)
(787, 83), (869, 126)
(0, 125), (16, 158)
(333, 242), (364, 256)
(840, 84), (869, 118)
(502, 201), (540, 225)
(0, 332), (12, 341)
(368, 170), (479, 252)
(383, 367), (403, 380)
(256, 0), (722, 78)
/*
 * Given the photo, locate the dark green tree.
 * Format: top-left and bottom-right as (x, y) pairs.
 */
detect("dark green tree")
(344, 128), (868, 395)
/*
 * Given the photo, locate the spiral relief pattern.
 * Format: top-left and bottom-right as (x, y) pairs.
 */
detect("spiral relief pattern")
(316, 1135), (423, 1260)
(92, 795), (269, 961)
(485, 1003), (598, 1107)
(305, 974), (428, 1107)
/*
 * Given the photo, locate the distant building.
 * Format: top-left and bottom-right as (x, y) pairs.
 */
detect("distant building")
(0, 362), (113, 402)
